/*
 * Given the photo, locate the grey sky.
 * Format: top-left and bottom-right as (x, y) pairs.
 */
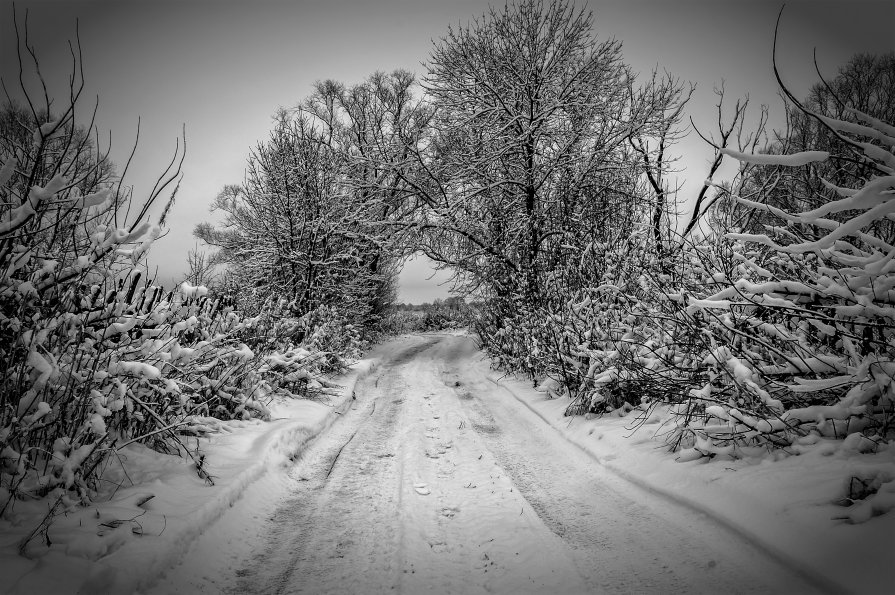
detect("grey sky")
(2, 0), (892, 303)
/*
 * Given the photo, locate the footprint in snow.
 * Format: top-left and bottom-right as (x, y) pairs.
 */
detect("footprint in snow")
(414, 483), (431, 495)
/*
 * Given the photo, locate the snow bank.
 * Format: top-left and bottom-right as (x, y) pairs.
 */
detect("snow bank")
(486, 368), (894, 595)
(3, 359), (377, 595)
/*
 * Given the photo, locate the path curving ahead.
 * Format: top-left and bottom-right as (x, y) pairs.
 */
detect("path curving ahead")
(158, 334), (821, 594)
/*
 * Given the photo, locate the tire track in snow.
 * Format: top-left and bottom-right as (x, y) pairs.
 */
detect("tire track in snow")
(200, 334), (820, 594)
(436, 335), (824, 594)
(228, 338), (434, 594)
(231, 334), (589, 594)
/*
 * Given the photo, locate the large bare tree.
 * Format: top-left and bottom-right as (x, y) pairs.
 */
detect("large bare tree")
(390, 0), (685, 303)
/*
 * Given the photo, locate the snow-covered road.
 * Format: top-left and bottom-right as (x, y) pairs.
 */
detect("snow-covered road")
(153, 334), (820, 594)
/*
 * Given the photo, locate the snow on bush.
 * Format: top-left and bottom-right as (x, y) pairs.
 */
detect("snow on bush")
(0, 55), (364, 550)
(474, 76), (895, 506)
(387, 302), (469, 335)
(674, 108), (895, 455)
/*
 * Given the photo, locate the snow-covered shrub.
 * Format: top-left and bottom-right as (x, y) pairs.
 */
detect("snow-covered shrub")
(474, 294), (553, 381)
(558, 108), (895, 460)
(575, 100), (895, 459)
(0, 31), (342, 532)
(673, 113), (895, 454)
(381, 308), (427, 334)
(0, 61), (181, 513)
(418, 304), (466, 331)
(470, 231), (689, 418)
(294, 304), (364, 373)
(384, 301), (469, 334)
(477, 70), (895, 464)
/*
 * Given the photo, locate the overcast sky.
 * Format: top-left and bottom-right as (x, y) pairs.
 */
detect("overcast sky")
(2, 0), (892, 303)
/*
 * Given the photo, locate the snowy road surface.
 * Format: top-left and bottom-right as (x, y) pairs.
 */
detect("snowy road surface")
(153, 334), (820, 594)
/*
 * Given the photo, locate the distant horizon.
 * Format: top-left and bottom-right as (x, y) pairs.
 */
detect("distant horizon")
(397, 253), (456, 304)
(134, 251), (454, 305)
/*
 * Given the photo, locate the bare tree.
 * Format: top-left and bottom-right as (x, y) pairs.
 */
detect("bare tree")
(181, 244), (219, 287)
(387, 0), (686, 304)
(721, 52), (895, 242)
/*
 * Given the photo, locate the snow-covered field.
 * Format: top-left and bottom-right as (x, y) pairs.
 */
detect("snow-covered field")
(3, 332), (892, 594)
